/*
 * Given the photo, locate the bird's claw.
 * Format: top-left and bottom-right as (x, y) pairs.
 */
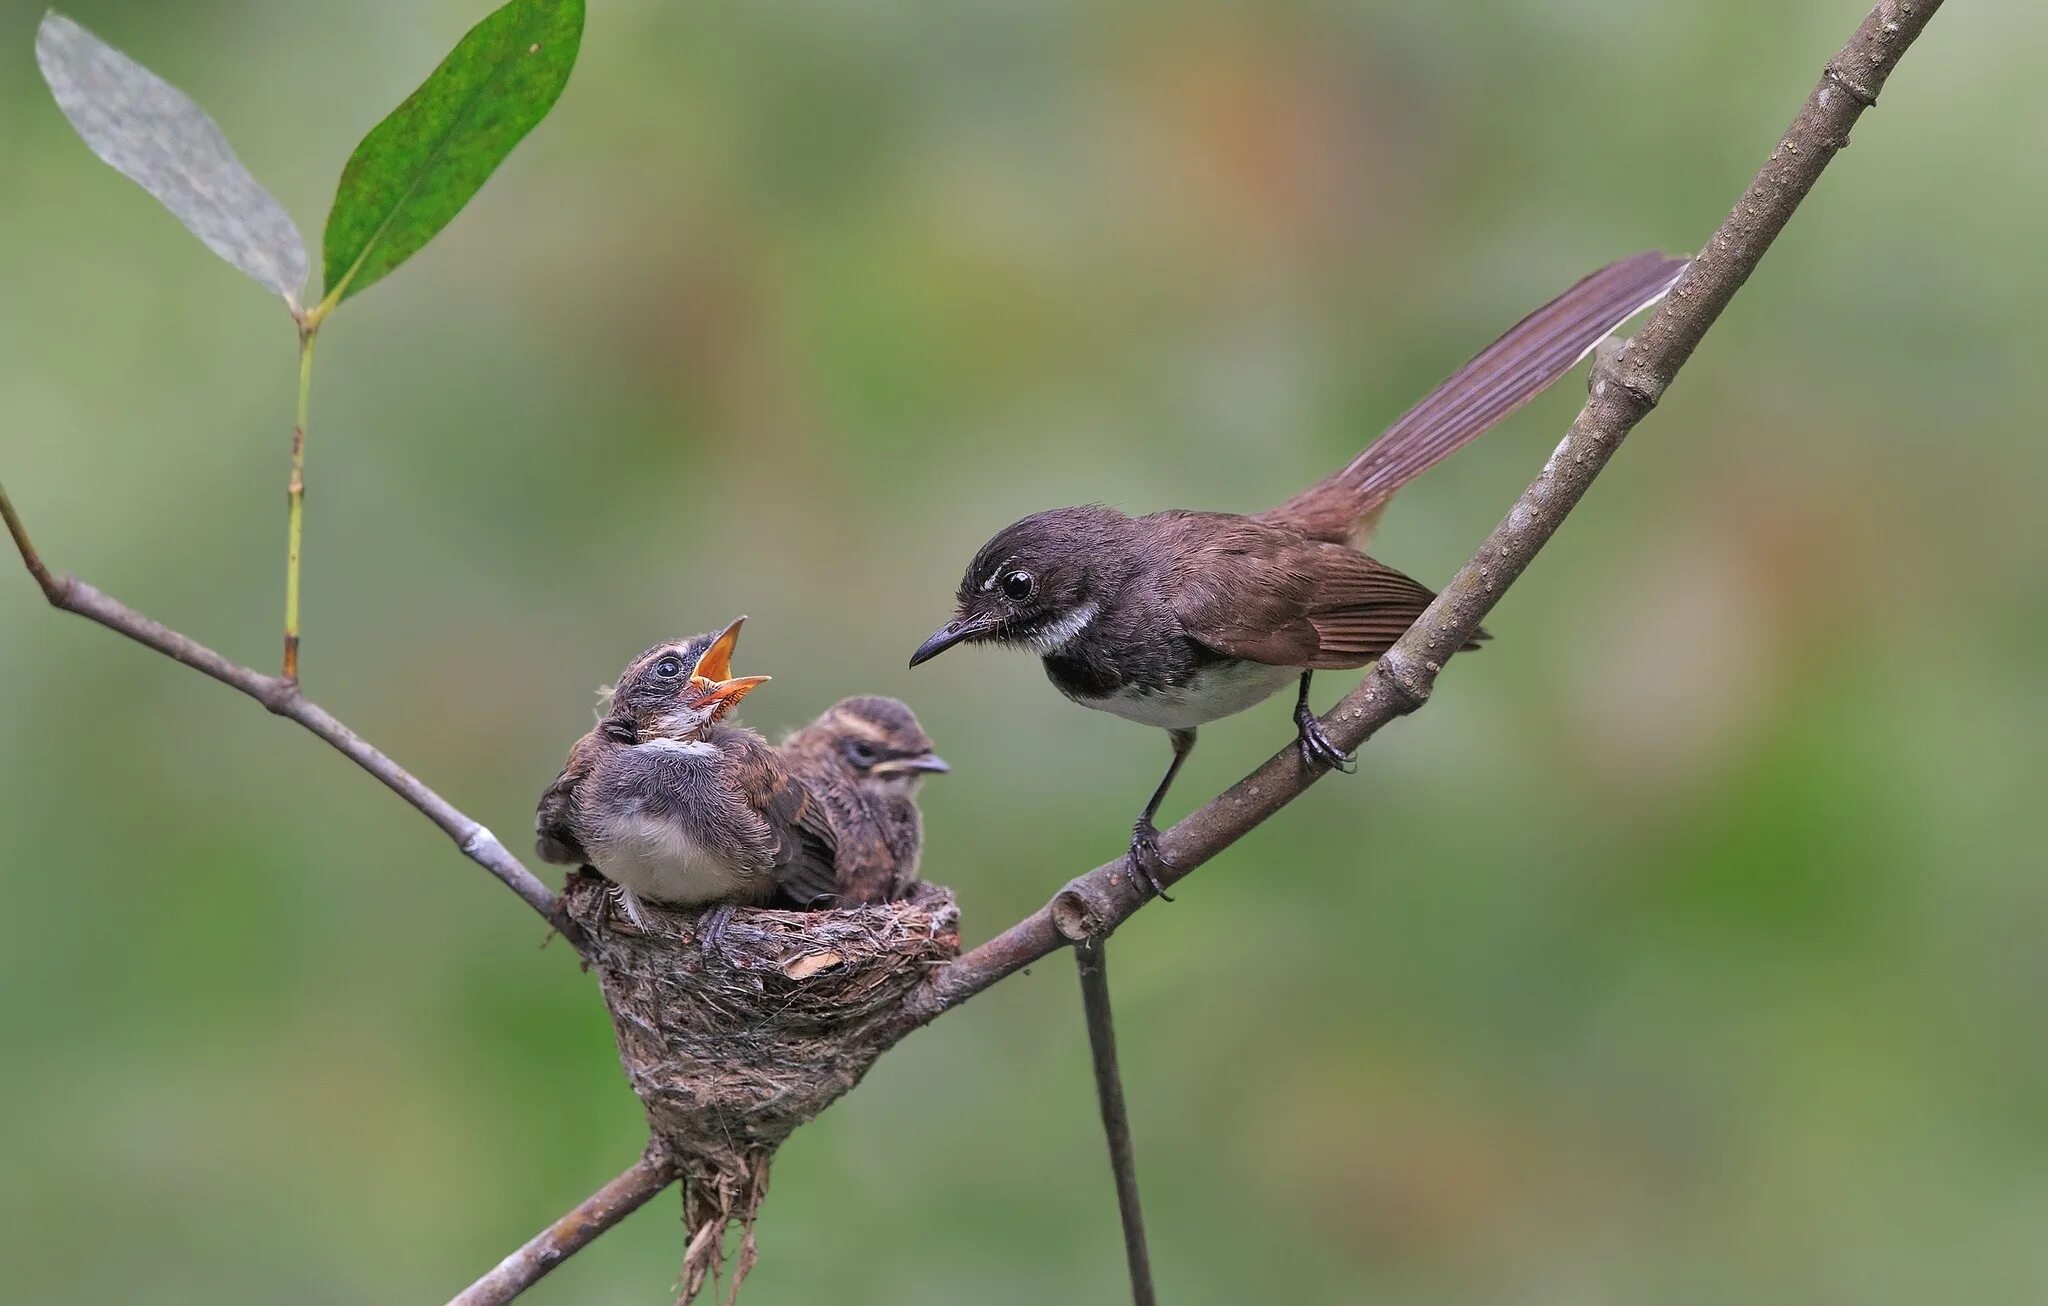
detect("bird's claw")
(1294, 709), (1357, 774)
(1127, 822), (1177, 901)
(697, 904), (736, 956)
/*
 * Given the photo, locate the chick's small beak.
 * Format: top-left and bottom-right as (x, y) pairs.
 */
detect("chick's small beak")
(691, 615), (747, 682)
(875, 752), (950, 777)
(909, 614), (996, 668)
(692, 673), (771, 721)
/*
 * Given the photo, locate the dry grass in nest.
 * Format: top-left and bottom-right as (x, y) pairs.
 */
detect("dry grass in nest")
(564, 875), (961, 1302)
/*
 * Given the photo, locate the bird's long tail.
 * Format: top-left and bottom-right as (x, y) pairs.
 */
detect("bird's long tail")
(1262, 250), (1689, 543)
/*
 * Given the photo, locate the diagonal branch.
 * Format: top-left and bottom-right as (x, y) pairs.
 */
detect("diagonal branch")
(2, 2), (1950, 1298)
(450, 1150), (679, 1306)
(901, 0), (1946, 1027)
(0, 478), (577, 947)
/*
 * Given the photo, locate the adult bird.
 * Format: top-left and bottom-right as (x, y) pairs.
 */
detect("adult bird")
(909, 251), (1688, 894)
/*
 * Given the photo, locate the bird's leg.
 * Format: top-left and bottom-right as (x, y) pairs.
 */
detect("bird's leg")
(1293, 671), (1356, 773)
(1128, 729), (1196, 901)
(697, 903), (736, 956)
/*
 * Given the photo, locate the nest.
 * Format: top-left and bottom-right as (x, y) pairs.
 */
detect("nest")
(564, 875), (960, 1302)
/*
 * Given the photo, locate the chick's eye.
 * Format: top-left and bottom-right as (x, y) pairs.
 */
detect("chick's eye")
(1001, 570), (1035, 601)
(845, 740), (879, 766)
(654, 655), (683, 679)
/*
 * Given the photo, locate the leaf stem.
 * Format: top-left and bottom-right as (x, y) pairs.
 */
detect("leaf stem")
(283, 323), (318, 682)
(0, 479), (60, 600)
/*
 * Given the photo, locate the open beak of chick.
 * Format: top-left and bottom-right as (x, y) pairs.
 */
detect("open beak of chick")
(688, 615), (771, 723)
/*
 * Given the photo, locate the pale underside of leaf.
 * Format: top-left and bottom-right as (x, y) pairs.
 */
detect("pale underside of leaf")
(36, 11), (308, 306)
(321, 0), (585, 304)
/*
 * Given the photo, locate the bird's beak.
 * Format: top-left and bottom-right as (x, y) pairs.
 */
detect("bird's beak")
(691, 673), (771, 722)
(876, 752), (950, 777)
(909, 614), (997, 668)
(690, 615), (747, 682)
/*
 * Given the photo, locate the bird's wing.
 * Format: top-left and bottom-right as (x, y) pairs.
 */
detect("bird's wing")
(877, 800), (925, 899)
(776, 747), (903, 906)
(1165, 516), (1479, 670)
(534, 731), (599, 865)
(757, 764), (844, 908)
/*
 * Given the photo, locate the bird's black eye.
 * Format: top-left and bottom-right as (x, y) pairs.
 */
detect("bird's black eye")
(1001, 570), (1035, 601)
(844, 740), (879, 767)
(654, 655), (684, 679)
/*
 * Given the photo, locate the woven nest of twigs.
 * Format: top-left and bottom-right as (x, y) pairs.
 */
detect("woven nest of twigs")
(563, 875), (960, 1303)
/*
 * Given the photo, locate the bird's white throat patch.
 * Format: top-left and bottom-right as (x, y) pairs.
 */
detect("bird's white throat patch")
(1030, 600), (1101, 654)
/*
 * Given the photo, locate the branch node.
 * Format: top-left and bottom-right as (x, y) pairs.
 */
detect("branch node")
(1825, 63), (1880, 107)
(1374, 650), (1435, 711)
(258, 677), (303, 717)
(1052, 886), (1106, 943)
(462, 825), (501, 859)
(1053, 865), (1139, 942)
(1589, 338), (1663, 411)
(40, 568), (78, 607)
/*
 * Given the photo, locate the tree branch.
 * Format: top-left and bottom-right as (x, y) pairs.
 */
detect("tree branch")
(450, 1151), (679, 1306)
(0, 479), (576, 946)
(902, 0), (1946, 1026)
(1, 0), (1950, 1297)
(1075, 941), (1156, 1306)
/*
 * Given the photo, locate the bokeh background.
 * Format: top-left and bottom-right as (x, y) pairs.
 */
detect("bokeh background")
(3, 1), (2043, 1302)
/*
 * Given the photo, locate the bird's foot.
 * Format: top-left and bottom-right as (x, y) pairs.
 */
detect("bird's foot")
(1294, 704), (1356, 773)
(1127, 820), (1177, 901)
(697, 904), (736, 956)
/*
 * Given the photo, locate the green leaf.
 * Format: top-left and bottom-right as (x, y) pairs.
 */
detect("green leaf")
(321, 0), (584, 306)
(36, 11), (309, 305)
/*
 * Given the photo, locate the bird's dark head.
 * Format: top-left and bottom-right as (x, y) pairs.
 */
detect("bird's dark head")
(910, 506), (1132, 667)
(604, 616), (770, 742)
(788, 696), (949, 795)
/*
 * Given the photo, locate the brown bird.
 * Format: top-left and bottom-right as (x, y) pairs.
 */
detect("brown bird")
(535, 617), (840, 937)
(776, 697), (949, 905)
(909, 251), (1688, 894)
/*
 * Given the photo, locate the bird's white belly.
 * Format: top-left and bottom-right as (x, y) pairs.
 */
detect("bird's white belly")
(1088, 659), (1298, 730)
(593, 814), (750, 906)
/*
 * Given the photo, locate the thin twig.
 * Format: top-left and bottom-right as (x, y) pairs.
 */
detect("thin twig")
(0, 1), (1950, 1296)
(450, 1151), (679, 1306)
(1075, 940), (1156, 1306)
(0, 481), (576, 946)
(0, 479), (55, 596)
(901, 0), (1946, 1027)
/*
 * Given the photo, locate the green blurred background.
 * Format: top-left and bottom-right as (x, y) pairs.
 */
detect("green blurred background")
(3, 1), (2043, 1302)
